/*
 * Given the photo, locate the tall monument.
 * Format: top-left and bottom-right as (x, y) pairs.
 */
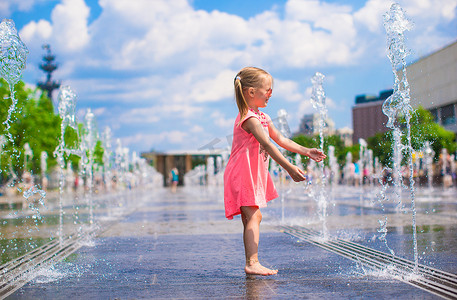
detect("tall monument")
(37, 44), (60, 101)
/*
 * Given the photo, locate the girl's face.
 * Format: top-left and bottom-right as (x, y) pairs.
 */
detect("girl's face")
(252, 75), (273, 108)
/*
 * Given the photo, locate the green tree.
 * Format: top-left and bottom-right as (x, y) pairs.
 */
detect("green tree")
(367, 131), (392, 167)
(289, 134), (347, 167)
(409, 107), (457, 159)
(94, 140), (104, 166)
(343, 143), (361, 164)
(367, 107), (457, 166)
(0, 79), (109, 185)
(289, 134), (318, 166)
(0, 79), (62, 181)
(63, 124), (82, 172)
(18, 88), (62, 173)
(326, 134), (346, 166)
(0, 79), (111, 190)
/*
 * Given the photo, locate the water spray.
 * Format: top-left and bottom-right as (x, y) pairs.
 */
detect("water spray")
(310, 72), (328, 239)
(383, 3), (418, 272)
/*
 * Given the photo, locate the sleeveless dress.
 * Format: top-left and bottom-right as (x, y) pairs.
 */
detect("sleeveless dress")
(224, 110), (278, 220)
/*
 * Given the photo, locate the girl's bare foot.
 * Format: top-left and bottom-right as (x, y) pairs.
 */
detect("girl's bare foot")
(245, 260), (278, 276)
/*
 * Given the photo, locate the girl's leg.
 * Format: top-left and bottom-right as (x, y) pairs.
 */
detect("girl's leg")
(240, 206), (278, 276)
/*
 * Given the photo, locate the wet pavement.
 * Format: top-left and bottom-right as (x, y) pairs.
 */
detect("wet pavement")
(9, 185), (457, 299)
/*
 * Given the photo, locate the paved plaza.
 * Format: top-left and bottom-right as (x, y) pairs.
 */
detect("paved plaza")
(8, 185), (457, 299)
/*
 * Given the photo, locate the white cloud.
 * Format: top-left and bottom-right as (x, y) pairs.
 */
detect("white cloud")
(167, 130), (187, 144)
(211, 111), (235, 129)
(294, 79), (337, 122)
(92, 107), (106, 116)
(273, 79), (305, 102)
(118, 107), (161, 124)
(296, 100), (314, 121)
(324, 96), (336, 109)
(354, 0), (457, 34)
(285, 0), (352, 23)
(0, 3), (9, 16)
(99, 0), (191, 27)
(403, 0), (457, 20)
(51, 0), (90, 52)
(0, 0), (37, 16)
(354, 0), (391, 33)
(259, 0), (359, 67)
(190, 125), (204, 133)
(19, 0), (90, 54)
(121, 130), (188, 150)
(84, 0), (365, 73)
(12, 0), (457, 153)
(66, 76), (163, 103)
(118, 104), (203, 125)
(353, 0), (457, 57)
(400, 0), (457, 55)
(93, 0), (243, 70)
(76, 108), (86, 124)
(190, 69), (234, 103)
(20, 19), (52, 43)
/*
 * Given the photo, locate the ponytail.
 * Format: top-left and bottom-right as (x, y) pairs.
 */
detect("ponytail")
(234, 76), (249, 123)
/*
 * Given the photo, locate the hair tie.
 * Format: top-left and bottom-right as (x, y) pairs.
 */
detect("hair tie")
(234, 76), (241, 84)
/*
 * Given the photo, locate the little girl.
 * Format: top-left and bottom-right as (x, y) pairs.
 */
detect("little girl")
(224, 67), (326, 276)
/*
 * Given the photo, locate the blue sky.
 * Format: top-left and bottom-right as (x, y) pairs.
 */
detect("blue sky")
(3, 0), (457, 154)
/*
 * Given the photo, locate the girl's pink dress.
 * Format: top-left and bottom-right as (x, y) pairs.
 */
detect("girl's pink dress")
(224, 110), (278, 220)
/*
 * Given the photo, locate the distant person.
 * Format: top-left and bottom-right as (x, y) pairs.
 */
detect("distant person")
(354, 161), (360, 186)
(21, 171), (33, 191)
(348, 161), (355, 185)
(224, 67), (326, 276)
(170, 167), (179, 193)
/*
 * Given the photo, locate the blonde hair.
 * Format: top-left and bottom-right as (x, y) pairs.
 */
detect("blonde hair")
(234, 67), (271, 123)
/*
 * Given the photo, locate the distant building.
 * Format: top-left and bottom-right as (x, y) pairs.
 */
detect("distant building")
(406, 40), (457, 133)
(351, 89), (392, 144)
(141, 149), (225, 186)
(351, 40), (457, 144)
(297, 113), (335, 136)
(336, 127), (353, 147)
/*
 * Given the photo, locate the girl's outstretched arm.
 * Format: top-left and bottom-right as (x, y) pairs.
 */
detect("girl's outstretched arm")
(268, 120), (326, 162)
(243, 117), (306, 182)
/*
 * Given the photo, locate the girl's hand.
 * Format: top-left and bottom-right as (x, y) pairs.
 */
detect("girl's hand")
(287, 165), (306, 182)
(308, 148), (326, 162)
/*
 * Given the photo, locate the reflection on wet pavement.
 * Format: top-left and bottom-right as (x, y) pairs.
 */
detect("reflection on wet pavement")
(8, 185), (457, 299)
